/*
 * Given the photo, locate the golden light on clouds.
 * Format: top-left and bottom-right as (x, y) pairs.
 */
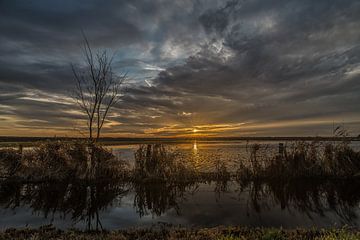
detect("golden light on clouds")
(2, 105), (360, 137)
(139, 116), (360, 138)
(143, 122), (247, 137)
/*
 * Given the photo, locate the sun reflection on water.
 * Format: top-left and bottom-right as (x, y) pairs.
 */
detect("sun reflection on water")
(193, 141), (198, 151)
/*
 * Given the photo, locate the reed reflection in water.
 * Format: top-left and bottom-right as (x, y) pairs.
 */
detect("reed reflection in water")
(0, 180), (129, 230)
(0, 178), (360, 230)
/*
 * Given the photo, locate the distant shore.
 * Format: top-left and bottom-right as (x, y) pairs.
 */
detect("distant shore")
(0, 136), (359, 147)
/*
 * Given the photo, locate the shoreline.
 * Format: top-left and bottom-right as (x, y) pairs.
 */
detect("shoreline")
(1, 225), (359, 240)
(1, 136), (359, 147)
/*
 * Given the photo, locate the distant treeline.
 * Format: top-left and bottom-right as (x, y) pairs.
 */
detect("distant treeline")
(0, 136), (359, 144)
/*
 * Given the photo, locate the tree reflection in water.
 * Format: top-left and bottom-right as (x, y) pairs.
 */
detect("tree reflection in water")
(0, 178), (359, 229)
(0, 180), (129, 230)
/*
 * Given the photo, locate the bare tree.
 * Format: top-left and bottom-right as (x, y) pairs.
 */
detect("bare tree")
(71, 35), (126, 142)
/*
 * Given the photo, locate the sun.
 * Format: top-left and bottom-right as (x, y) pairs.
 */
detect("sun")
(193, 129), (198, 133)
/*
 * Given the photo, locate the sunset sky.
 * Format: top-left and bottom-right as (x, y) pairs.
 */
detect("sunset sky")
(0, 0), (360, 137)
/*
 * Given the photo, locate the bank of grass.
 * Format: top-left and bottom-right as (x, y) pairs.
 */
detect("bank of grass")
(133, 141), (360, 182)
(0, 140), (129, 181)
(134, 144), (198, 182)
(237, 140), (360, 180)
(1, 140), (360, 182)
(0, 226), (359, 240)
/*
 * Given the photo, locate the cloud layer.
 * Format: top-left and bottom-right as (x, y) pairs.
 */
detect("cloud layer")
(1, 0), (360, 137)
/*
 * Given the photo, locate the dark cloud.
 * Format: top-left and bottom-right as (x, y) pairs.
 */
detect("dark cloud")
(149, 0), (360, 129)
(0, 0), (143, 50)
(0, 0), (360, 136)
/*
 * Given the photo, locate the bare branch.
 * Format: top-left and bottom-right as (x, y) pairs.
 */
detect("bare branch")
(71, 33), (126, 142)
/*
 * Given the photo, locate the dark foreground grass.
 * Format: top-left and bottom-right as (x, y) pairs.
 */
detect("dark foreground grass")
(1, 226), (359, 240)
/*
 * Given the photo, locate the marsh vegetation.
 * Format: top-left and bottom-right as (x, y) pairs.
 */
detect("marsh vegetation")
(0, 141), (128, 181)
(4, 139), (359, 181)
(1, 140), (360, 231)
(237, 140), (360, 179)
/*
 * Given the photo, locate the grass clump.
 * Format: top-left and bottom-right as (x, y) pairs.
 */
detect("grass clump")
(91, 144), (129, 179)
(314, 229), (360, 240)
(21, 141), (88, 179)
(2, 139), (360, 182)
(134, 144), (197, 182)
(0, 148), (21, 177)
(237, 141), (360, 180)
(0, 140), (127, 181)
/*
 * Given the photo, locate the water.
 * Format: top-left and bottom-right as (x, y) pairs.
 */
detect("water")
(109, 140), (280, 172)
(1, 141), (360, 230)
(109, 140), (360, 171)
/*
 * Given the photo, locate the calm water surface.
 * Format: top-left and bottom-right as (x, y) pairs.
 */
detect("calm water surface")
(110, 140), (360, 171)
(1, 141), (360, 230)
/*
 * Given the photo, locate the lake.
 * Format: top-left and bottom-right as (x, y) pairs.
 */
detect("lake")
(0, 140), (360, 230)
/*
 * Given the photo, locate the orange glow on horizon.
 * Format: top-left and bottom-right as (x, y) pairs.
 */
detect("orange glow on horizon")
(1, 116), (360, 137)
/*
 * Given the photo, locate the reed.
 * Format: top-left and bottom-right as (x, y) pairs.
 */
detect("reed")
(0, 148), (21, 177)
(0, 141), (128, 180)
(1, 140), (360, 182)
(134, 144), (197, 182)
(237, 140), (360, 180)
(20, 141), (88, 179)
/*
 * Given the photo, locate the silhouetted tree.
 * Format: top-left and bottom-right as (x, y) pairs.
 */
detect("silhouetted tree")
(71, 34), (126, 142)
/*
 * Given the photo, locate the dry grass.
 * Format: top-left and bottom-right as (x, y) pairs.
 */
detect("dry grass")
(0, 148), (21, 177)
(20, 141), (88, 179)
(1, 140), (360, 182)
(0, 225), (359, 240)
(134, 144), (197, 182)
(237, 141), (360, 180)
(0, 141), (128, 181)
